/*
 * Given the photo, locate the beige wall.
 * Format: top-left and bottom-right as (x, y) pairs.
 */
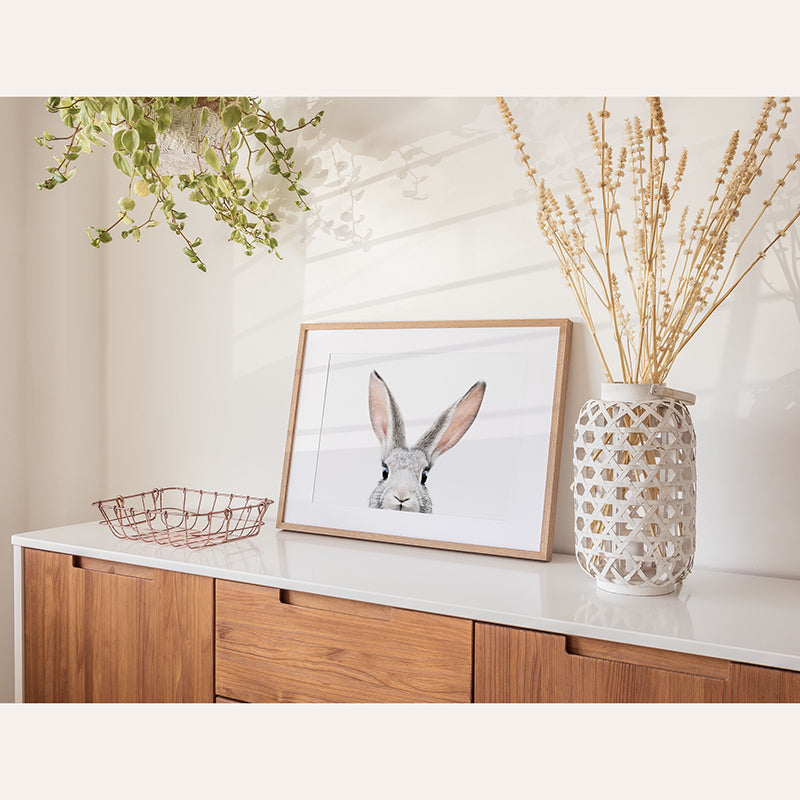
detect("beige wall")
(0, 98), (28, 704)
(1, 98), (106, 702)
(2, 96), (799, 702)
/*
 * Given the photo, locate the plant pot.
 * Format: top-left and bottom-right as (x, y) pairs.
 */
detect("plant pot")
(573, 383), (697, 596)
(157, 104), (226, 175)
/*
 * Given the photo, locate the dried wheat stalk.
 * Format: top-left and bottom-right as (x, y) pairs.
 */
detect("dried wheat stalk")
(499, 96), (800, 383)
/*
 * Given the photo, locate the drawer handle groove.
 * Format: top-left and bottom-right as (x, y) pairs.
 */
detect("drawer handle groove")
(565, 635), (730, 680)
(72, 555), (155, 581)
(278, 589), (393, 621)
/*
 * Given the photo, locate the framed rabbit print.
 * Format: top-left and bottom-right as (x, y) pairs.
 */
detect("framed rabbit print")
(276, 319), (572, 561)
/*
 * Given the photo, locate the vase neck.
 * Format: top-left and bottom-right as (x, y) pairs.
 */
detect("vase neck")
(600, 383), (696, 405)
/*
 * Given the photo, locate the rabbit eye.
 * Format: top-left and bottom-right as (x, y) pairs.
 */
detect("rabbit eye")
(420, 467), (429, 485)
(381, 463), (389, 480)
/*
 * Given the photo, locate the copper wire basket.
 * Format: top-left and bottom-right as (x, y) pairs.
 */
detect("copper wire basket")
(93, 487), (272, 549)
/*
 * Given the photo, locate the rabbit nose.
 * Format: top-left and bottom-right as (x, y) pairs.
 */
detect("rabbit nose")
(393, 490), (412, 504)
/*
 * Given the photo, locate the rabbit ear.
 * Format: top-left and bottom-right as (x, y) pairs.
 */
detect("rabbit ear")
(368, 371), (407, 458)
(416, 381), (486, 464)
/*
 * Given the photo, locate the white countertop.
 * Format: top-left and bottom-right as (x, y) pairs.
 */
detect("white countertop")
(12, 520), (800, 673)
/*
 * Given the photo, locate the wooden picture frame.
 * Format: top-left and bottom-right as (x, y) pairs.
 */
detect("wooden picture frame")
(276, 319), (572, 561)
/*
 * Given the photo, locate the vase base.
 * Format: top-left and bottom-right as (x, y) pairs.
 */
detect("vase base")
(595, 577), (680, 597)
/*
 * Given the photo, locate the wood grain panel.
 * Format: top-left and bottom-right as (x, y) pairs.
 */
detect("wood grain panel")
(24, 548), (83, 701)
(24, 549), (214, 703)
(216, 580), (473, 703)
(725, 663), (800, 702)
(475, 624), (727, 703)
(475, 624), (800, 703)
(565, 635), (731, 680)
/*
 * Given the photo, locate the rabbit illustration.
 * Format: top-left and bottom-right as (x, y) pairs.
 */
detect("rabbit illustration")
(367, 370), (486, 513)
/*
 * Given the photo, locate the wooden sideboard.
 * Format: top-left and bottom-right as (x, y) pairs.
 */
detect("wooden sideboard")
(20, 547), (800, 704)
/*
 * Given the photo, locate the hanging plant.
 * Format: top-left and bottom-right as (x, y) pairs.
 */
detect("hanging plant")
(36, 96), (324, 271)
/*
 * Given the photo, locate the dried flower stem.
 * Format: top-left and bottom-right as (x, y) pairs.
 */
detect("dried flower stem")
(498, 96), (800, 383)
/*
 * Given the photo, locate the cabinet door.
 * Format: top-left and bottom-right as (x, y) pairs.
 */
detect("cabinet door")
(725, 663), (800, 702)
(24, 548), (214, 703)
(475, 624), (800, 703)
(216, 581), (473, 703)
(474, 624), (729, 702)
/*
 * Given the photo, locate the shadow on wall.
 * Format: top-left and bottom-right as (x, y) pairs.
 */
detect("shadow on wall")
(282, 97), (499, 255)
(233, 96), (549, 337)
(765, 223), (800, 325)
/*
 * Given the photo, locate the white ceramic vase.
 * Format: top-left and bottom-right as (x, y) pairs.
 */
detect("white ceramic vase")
(573, 383), (697, 596)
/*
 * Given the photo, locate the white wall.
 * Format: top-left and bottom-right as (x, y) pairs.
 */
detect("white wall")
(3, 96), (799, 701)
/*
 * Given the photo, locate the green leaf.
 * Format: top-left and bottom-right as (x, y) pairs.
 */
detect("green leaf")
(113, 129), (126, 151)
(221, 105), (242, 130)
(132, 149), (150, 170)
(241, 114), (259, 132)
(156, 106), (172, 132)
(98, 230), (112, 243)
(118, 97), (133, 121)
(135, 118), (156, 144)
(118, 196), (135, 211)
(112, 151), (132, 176)
(204, 146), (220, 172)
(121, 128), (140, 153)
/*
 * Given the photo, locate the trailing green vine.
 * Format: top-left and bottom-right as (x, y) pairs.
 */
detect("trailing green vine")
(36, 96), (324, 271)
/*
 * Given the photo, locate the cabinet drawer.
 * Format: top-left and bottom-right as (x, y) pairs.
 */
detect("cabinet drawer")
(215, 580), (473, 703)
(474, 623), (800, 703)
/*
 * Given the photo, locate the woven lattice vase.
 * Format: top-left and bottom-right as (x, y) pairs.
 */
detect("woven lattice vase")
(157, 104), (225, 175)
(573, 383), (697, 596)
